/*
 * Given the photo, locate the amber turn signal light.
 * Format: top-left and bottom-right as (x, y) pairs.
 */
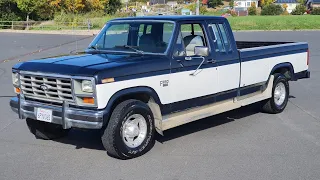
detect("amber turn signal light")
(15, 87), (21, 94)
(82, 97), (95, 104)
(101, 77), (114, 84)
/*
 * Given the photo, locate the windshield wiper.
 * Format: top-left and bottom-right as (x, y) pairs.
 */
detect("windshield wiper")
(88, 45), (98, 50)
(116, 45), (144, 55)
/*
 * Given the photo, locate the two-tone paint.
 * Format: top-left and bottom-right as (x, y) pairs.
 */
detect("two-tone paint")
(12, 16), (310, 124)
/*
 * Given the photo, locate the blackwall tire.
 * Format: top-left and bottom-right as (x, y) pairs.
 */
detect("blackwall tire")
(101, 99), (155, 159)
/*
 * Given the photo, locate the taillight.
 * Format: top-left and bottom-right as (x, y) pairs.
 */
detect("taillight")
(307, 49), (310, 65)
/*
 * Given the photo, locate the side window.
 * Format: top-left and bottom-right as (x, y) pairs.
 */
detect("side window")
(146, 25), (152, 34)
(173, 31), (186, 57)
(210, 23), (231, 53)
(174, 23), (207, 56)
(218, 24), (231, 51)
(163, 23), (174, 44)
(211, 24), (225, 52)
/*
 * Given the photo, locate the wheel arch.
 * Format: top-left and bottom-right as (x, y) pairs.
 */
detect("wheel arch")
(269, 62), (294, 80)
(102, 86), (163, 125)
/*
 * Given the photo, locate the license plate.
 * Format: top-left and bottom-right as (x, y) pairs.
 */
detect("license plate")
(36, 108), (52, 122)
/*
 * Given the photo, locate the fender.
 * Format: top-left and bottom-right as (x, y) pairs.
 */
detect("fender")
(102, 86), (162, 120)
(261, 62), (294, 91)
(269, 62), (294, 79)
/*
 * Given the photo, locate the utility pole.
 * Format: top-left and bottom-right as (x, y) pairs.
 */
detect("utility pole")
(196, 0), (199, 15)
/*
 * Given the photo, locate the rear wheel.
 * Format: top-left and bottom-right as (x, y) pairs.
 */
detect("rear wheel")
(26, 118), (70, 140)
(101, 99), (155, 159)
(262, 73), (289, 114)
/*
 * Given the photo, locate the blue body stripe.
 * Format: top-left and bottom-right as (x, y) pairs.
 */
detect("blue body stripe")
(112, 47), (306, 83)
(240, 42), (308, 62)
(161, 83), (264, 115)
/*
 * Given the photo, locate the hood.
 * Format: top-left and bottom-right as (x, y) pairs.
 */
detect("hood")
(13, 53), (146, 76)
(13, 53), (170, 80)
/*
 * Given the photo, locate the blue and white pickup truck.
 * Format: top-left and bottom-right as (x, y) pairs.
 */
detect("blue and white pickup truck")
(10, 16), (310, 159)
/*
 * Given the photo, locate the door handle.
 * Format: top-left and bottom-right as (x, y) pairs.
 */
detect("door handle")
(185, 56), (192, 61)
(207, 59), (216, 63)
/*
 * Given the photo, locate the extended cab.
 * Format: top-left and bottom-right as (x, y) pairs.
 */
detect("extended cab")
(10, 16), (310, 159)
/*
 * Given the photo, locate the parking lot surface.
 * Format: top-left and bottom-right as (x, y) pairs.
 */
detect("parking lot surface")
(0, 31), (320, 180)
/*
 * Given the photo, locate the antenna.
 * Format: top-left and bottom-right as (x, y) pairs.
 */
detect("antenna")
(71, 1), (78, 55)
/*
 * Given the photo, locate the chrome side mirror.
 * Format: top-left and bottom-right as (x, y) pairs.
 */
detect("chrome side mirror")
(194, 46), (209, 57)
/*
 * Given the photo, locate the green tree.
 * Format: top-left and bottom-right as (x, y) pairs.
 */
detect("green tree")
(16, 0), (37, 23)
(291, 4), (306, 15)
(248, 2), (257, 15)
(261, 4), (283, 15)
(105, 0), (122, 14)
(49, 0), (86, 13)
(311, 7), (320, 14)
(35, 0), (55, 20)
(0, 0), (23, 29)
(229, 0), (234, 9)
(261, 0), (275, 7)
(207, 0), (223, 8)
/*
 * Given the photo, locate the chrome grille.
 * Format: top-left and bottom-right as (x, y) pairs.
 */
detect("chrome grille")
(20, 74), (74, 103)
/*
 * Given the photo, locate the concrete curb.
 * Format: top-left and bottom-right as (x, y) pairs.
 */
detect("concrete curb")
(0, 29), (101, 35)
(1, 29), (320, 35)
(233, 29), (320, 32)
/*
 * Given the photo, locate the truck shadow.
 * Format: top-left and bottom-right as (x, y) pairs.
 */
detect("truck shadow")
(53, 102), (265, 151)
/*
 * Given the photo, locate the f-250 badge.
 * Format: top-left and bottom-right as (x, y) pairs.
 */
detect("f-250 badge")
(160, 80), (169, 87)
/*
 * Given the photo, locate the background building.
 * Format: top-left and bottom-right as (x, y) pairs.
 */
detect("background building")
(274, 0), (299, 13)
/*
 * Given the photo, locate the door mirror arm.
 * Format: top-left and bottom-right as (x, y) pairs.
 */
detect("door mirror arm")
(190, 56), (205, 76)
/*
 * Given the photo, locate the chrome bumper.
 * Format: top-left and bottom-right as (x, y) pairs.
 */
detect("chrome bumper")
(10, 95), (105, 129)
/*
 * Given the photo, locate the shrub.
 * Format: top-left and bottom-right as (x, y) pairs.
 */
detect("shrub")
(291, 5), (306, 15)
(207, 0), (224, 8)
(281, 10), (290, 15)
(185, 3), (208, 14)
(248, 3), (257, 15)
(226, 9), (238, 16)
(311, 7), (320, 15)
(229, 0), (234, 9)
(261, 4), (284, 15)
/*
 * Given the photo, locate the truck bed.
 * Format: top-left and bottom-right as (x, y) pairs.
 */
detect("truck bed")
(237, 41), (309, 90)
(236, 41), (294, 49)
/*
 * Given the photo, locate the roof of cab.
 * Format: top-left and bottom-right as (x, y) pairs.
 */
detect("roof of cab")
(109, 15), (226, 22)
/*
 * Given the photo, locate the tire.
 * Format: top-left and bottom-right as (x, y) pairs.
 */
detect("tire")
(101, 99), (155, 159)
(261, 73), (290, 114)
(26, 118), (70, 140)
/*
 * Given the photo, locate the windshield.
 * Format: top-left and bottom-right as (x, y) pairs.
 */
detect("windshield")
(88, 21), (175, 54)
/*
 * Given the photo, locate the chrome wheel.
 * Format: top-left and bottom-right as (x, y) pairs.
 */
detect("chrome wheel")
(121, 114), (148, 148)
(274, 82), (286, 106)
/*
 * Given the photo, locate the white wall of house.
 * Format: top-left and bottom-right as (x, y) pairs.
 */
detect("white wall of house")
(275, 3), (298, 13)
(234, 0), (259, 8)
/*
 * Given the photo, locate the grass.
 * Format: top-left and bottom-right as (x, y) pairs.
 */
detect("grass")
(27, 15), (320, 31)
(226, 15), (320, 31)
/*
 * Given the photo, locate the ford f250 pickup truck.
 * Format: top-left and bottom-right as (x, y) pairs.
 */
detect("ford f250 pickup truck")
(10, 16), (310, 159)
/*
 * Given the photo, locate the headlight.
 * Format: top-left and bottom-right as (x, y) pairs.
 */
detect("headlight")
(81, 80), (93, 93)
(12, 73), (19, 86)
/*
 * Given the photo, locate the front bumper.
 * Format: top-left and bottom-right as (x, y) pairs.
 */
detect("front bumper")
(10, 95), (105, 129)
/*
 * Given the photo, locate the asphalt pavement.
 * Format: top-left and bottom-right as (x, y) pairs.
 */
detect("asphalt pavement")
(0, 31), (320, 180)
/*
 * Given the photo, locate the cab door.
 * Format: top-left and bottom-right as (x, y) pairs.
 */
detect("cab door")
(207, 21), (240, 97)
(169, 21), (219, 113)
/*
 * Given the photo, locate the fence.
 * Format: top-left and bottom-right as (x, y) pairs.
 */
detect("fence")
(0, 21), (96, 30)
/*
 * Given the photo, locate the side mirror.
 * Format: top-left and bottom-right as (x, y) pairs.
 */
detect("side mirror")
(194, 46), (209, 57)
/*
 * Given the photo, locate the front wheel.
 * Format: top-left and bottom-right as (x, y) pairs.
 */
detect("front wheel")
(261, 73), (289, 114)
(101, 99), (155, 159)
